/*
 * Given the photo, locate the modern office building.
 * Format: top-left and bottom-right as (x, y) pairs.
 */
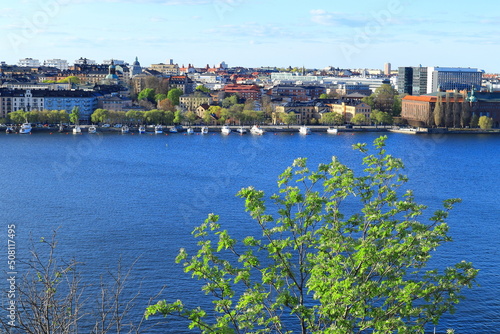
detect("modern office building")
(427, 67), (483, 93)
(397, 67), (414, 95)
(398, 66), (482, 95)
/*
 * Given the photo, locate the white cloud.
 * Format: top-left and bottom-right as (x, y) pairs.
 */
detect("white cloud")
(309, 9), (365, 27)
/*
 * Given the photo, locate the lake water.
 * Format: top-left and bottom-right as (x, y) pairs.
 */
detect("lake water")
(0, 130), (498, 333)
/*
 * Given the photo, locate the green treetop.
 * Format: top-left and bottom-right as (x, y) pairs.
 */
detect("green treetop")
(146, 136), (477, 334)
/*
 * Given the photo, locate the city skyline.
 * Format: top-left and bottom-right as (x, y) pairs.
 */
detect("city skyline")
(1, 0), (499, 72)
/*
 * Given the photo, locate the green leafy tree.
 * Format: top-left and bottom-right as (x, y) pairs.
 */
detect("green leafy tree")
(478, 116), (493, 129)
(196, 85), (211, 93)
(470, 113), (479, 128)
(222, 95), (238, 108)
(25, 111), (39, 123)
(351, 113), (367, 125)
(138, 88), (156, 103)
(371, 109), (393, 125)
(91, 108), (109, 124)
(144, 109), (165, 125)
(125, 110), (145, 125)
(282, 112), (297, 127)
(185, 111), (198, 125)
(392, 94), (402, 116)
(204, 107), (218, 125)
(461, 101), (471, 128)
(361, 95), (375, 109)
(69, 107), (80, 125)
(434, 96), (443, 127)
(173, 110), (184, 124)
(155, 93), (168, 102)
(364, 84), (400, 116)
(319, 93), (329, 99)
(320, 112), (343, 125)
(444, 93), (453, 128)
(146, 136), (477, 333)
(167, 88), (183, 106)
(453, 95), (461, 128)
(56, 110), (70, 124)
(218, 108), (230, 125)
(8, 110), (27, 124)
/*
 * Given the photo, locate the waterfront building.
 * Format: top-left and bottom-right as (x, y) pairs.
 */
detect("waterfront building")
(0, 88), (97, 121)
(274, 101), (330, 124)
(329, 101), (372, 123)
(401, 90), (500, 127)
(427, 67), (483, 93)
(398, 66), (483, 96)
(179, 92), (213, 112)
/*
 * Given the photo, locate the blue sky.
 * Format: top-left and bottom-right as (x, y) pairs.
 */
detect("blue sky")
(1, 0), (499, 72)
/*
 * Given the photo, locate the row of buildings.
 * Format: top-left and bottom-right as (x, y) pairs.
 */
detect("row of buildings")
(2, 57), (499, 127)
(397, 66), (483, 96)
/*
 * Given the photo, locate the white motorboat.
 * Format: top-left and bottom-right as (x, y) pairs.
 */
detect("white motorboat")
(169, 126), (178, 133)
(186, 127), (194, 135)
(250, 125), (264, 135)
(298, 125), (311, 135)
(72, 125), (82, 134)
(88, 125), (97, 134)
(121, 125), (130, 134)
(201, 126), (209, 134)
(236, 126), (247, 134)
(221, 125), (231, 135)
(138, 125), (146, 134)
(155, 125), (163, 134)
(326, 127), (338, 135)
(19, 122), (32, 134)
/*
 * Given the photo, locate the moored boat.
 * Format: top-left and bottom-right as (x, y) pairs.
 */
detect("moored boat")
(250, 125), (264, 135)
(19, 122), (32, 134)
(138, 125), (146, 134)
(186, 127), (194, 135)
(5, 126), (14, 134)
(236, 126), (247, 134)
(88, 125), (97, 134)
(326, 127), (338, 135)
(155, 125), (163, 134)
(121, 125), (130, 134)
(73, 125), (81, 134)
(221, 125), (231, 135)
(298, 125), (311, 135)
(201, 126), (209, 134)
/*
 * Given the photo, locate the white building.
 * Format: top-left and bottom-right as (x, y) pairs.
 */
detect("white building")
(18, 58), (40, 67)
(74, 58), (97, 65)
(103, 59), (126, 65)
(43, 59), (69, 70)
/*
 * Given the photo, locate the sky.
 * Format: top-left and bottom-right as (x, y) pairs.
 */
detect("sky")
(1, 0), (500, 72)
